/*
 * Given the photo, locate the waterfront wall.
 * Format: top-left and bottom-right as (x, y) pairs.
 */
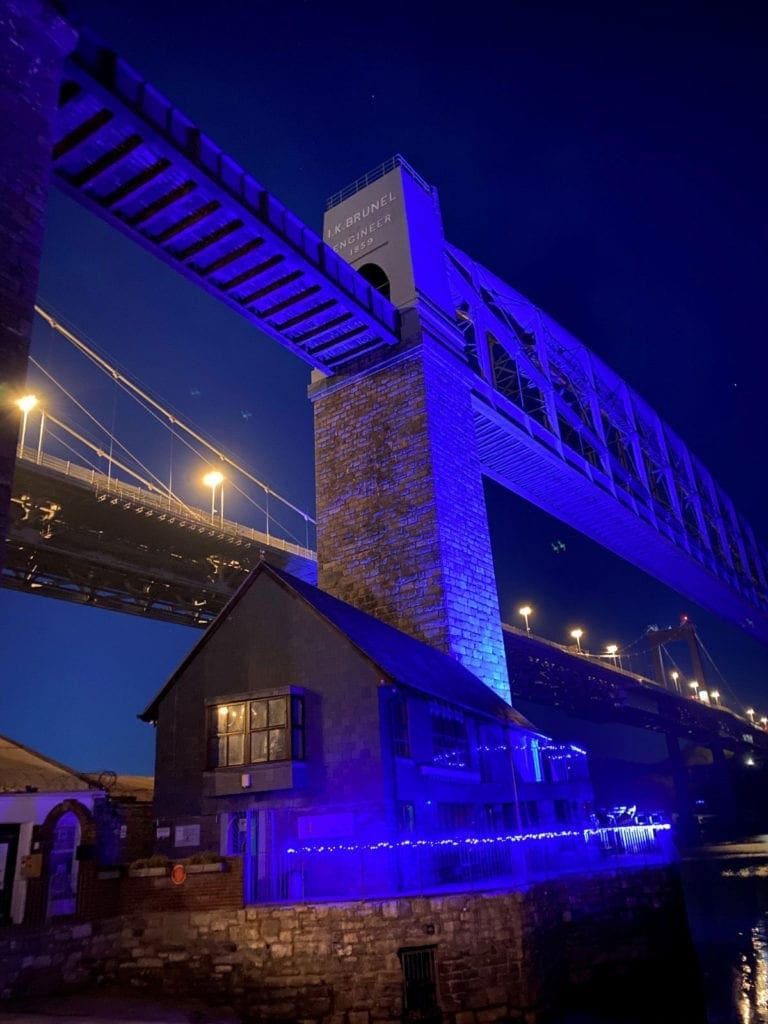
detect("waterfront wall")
(1, 865), (698, 1022)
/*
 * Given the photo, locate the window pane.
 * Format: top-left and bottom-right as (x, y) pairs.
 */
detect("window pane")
(251, 731), (268, 763)
(250, 700), (268, 730)
(227, 733), (244, 765)
(215, 706), (229, 735)
(268, 698), (287, 727)
(226, 704), (245, 734)
(268, 728), (287, 761)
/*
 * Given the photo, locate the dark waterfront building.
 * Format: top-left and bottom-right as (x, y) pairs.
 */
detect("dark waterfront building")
(140, 561), (595, 901)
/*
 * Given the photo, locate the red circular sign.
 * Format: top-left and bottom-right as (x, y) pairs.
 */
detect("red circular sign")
(171, 863), (187, 885)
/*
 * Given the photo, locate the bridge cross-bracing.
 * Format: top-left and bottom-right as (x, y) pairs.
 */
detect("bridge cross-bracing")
(446, 246), (768, 643)
(45, 25), (768, 646)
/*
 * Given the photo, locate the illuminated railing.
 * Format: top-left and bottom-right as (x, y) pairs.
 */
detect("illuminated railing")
(244, 824), (674, 904)
(17, 448), (317, 562)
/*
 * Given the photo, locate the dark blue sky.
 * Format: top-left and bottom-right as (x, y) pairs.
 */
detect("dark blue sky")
(2, 0), (766, 774)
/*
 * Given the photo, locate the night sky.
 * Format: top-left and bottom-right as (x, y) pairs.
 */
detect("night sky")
(2, 0), (766, 775)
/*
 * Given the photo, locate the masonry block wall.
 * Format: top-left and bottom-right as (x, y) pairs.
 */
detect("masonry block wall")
(0, 1), (76, 572)
(0, 866), (703, 1022)
(313, 339), (511, 703)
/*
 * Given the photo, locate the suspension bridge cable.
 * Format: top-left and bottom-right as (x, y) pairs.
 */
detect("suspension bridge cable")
(33, 345), (307, 546)
(29, 356), (187, 507)
(42, 413), (159, 492)
(34, 304), (315, 527)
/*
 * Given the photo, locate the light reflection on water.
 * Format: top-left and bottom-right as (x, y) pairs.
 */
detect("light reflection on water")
(681, 842), (768, 1024)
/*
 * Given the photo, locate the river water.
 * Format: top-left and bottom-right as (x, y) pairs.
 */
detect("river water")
(548, 836), (768, 1024)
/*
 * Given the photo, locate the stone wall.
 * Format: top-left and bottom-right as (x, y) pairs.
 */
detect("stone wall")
(0, 1), (76, 570)
(0, 865), (702, 1022)
(312, 341), (510, 702)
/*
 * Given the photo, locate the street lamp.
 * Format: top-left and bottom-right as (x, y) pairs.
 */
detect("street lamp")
(570, 628), (584, 653)
(689, 680), (699, 699)
(16, 394), (37, 454)
(519, 605), (532, 633)
(605, 644), (618, 667)
(761, 717), (768, 730)
(710, 690), (720, 706)
(202, 470), (224, 526)
(670, 671), (680, 693)
(747, 708), (755, 723)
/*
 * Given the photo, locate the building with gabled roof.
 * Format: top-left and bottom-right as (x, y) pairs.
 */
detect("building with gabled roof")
(140, 562), (594, 901)
(0, 734), (153, 924)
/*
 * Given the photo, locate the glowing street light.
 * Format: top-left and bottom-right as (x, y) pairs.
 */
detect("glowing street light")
(202, 470), (224, 526)
(519, 605), (532, 633)
(605, 644), (618, 667)
(689, 680), (699, 698)
(747, 708), (755, 723)
(16, 394), (37, 453)
(670, 671), (680, 693)
(710, 690), (720, 706)
(761, 717), (768, 730)
(570, 628), (584, 653)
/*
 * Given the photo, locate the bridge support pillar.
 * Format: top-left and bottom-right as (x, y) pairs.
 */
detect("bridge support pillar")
(312, 157), (511, 702)
(311, 336), (511, 703)
(0, 1), (77, 573)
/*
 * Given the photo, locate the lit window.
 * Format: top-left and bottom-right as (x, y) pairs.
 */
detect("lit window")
(208, 695), (304, 768)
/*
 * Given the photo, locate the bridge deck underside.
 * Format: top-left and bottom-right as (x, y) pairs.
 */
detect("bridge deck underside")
(52, 30), (399, 374)
(472, 400), (768, 647)
(5, 462), (317, 627)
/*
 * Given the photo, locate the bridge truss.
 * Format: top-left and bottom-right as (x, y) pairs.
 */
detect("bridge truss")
(31, 23), (768, 645)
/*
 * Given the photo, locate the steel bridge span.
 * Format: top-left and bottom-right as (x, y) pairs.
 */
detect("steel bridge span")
(34, 26), (766, 646)
(5, 451), (316, 627)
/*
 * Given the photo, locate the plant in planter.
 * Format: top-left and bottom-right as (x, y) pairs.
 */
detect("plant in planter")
(128, 855), (171, 877)
(183, 850), (228, 873)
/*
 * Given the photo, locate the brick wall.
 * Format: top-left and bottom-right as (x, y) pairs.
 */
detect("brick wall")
(312, 340), (510, 702)
(0, 1), (76, 569)
(0, 865), (702, 1022)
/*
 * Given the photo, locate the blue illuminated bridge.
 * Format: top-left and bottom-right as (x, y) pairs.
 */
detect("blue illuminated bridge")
(36, 26), (767, 651)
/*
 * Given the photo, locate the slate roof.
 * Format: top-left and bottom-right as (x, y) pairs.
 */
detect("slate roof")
(140, 561), (540, 733)
(0, 733), (98, 795)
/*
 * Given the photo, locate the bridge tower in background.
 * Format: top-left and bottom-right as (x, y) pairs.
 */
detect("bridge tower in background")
(311, 157), (511, 702)
(0, 1), (76, 576)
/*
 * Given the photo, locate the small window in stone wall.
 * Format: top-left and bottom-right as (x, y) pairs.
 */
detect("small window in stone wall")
(398, 945), (439, 1023)
(429, 701), (470, 769)
(208, 695), (304, 768)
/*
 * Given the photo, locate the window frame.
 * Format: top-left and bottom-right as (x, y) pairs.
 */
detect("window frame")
(206, 690), (305, 770)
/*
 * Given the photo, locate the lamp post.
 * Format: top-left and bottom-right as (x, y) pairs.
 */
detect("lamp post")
(16, 394), (37, 454)
(202, 470), (224, 526)
(519, 605), (532, 634)
(570, 628), (584, 653)
(747, 708), (755, 724)
(710, 690), (720, 706)
(670, 670), (680, 693)
(689, 680), (699, 699)
(606, 644), (618, 667)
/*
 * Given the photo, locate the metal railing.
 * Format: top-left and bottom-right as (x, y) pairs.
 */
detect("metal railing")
(245, 824), (674, 904)
(17, 448), (317, 562)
